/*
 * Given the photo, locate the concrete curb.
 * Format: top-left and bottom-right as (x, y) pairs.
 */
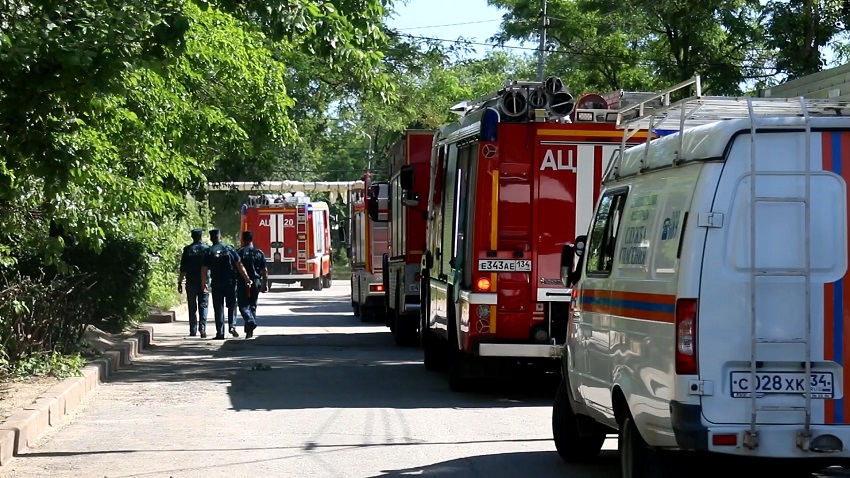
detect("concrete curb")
(145, 302), (188, 324)
(0, 325), (154, 466)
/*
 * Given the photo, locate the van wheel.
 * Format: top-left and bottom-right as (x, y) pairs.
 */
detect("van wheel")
(620, 416), (650, 478)
(553, 377), (605, 462)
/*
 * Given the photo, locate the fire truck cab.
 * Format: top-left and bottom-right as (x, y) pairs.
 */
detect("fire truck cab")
(419, 77), (651, 391)
(348, 175), (390, 321)
(241, 193), (333, 291)
(380, 130), (435, 346)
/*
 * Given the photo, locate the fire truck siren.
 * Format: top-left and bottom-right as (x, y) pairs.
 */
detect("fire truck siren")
(495, 76), (575, 121)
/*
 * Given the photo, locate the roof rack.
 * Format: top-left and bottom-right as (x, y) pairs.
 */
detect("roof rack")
(601, 74), (850, 182)
(616, 75), (850, 142)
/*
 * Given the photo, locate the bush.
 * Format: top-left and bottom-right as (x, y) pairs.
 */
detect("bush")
(0, 195), (211, 376)
(0, 267), (95, 376)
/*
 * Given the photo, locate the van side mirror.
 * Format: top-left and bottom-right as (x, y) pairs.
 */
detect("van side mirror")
(560, 235), (587, 288)
(400, 165), (415, 190)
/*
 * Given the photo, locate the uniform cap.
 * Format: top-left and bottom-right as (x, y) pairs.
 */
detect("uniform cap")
(242, 230), (253, 242)
(191, 228), (203, 235)
(209, 229), (221, 236)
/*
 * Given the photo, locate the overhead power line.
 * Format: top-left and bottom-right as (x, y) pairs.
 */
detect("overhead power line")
(395, 19), (504, 30)
(389, 31), (781, 73)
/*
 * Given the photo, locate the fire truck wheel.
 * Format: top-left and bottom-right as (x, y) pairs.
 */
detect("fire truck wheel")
(322, 275), (332, 288)
(421, 328), (446, 372)
(360, 306), (372, 322)
(447, 316), (475, 392)
(312, 277), (323, 291)
(552, 376), (604, 463)
(393, 297), (417, 347)
(352, 302), (360, 317)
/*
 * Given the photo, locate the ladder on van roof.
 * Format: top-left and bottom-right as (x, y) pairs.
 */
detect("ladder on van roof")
(612, 78), (850, 451)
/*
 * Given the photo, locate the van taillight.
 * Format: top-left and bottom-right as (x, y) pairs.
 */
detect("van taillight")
(675, 298), (698, 375)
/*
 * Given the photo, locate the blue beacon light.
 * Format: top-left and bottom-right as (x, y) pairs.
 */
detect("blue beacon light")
(481, 107), (500, 142)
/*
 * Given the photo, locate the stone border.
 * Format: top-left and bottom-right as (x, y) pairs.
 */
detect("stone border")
(0, 319), (161, 466)
(145, 302), (188, 324)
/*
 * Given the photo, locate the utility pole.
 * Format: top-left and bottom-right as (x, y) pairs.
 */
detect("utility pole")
(537, 0), (547, 82)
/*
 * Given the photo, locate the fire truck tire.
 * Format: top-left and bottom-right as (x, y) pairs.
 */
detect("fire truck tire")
(360, 306), (375, 322)
(312, 277), (323, 291)
(392, 296), (417, 347)
(552, 376), (604, 463)
(322, 275), (332, 288)
(353, 302), (360, 317)
(447, 308), (475, 393)
(421, 328), (446, 372)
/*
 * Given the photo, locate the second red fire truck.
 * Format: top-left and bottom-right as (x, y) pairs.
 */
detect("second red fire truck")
(347, 174), (390, 321)
(378, 129), (436, 346)
(419, 77), (652, 391)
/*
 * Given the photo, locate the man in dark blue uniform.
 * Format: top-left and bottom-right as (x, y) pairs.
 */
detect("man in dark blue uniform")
(201, 229), (252, 340)
(178, 228), (210, 338)
(237, 230), (269, 338)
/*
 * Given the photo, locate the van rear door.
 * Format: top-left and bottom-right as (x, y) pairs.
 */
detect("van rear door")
(698, 130), (849, 426)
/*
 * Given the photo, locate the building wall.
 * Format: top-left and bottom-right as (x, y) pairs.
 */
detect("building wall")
(758, 63), (850, 100)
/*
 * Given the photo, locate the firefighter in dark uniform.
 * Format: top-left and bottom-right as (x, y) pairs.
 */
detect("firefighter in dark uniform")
(237, 230), (269, 338)
(201, 229), (252, 340)
(178, 228), (210, 338)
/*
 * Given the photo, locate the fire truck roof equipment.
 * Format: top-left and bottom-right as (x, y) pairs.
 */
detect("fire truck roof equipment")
(206, 180), (364, 204)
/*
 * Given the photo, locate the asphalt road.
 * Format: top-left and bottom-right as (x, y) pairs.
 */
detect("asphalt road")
(0, 281), (618, 478)
(0, 281), (844, 478)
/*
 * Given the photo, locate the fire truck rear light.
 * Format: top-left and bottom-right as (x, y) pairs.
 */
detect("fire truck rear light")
(476, 305), (490, 319)
(712, 434), (737, 446)
(414, 272), (421, 281)
(475, 277), (491, 291)
(577, 111), (593, 122)
(286, 248), (293, 254)
(675, 298), (698, 375)
(369, 284), (384, 292)
(605, 112), (618, 122)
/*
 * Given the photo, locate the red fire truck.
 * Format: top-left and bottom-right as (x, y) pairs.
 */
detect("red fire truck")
(241, 192), (333, 291)
(378, 130), (436, 346)
(347, 174), (390, 321)
(419, 77), (651, 391)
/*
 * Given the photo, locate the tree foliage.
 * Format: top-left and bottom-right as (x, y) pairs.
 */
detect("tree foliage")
(488, 0), (848, 93)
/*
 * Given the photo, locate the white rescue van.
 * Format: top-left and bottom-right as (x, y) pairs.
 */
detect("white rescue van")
(552, 76), (850, 477)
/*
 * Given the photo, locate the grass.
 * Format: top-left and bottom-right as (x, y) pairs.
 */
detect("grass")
(4, 351), (85, 379)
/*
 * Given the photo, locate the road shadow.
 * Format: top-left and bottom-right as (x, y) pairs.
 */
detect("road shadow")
(367, 450), (619, 478)
(104, 330), (559, 411)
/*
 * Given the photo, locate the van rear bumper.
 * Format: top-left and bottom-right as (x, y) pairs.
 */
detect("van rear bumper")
(671, 401), (850, 458)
